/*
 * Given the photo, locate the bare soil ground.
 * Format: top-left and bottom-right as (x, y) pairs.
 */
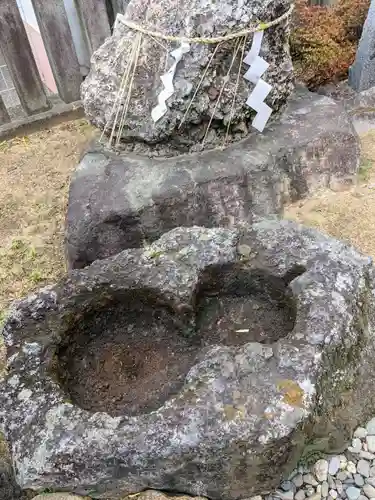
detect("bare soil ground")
(0, 119), (96, 323)
(284, 130), (375, 256)
(0, 122), (374, 322)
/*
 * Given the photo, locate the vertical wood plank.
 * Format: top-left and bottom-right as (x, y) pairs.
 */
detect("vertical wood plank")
(0, 94), (10, 124)
(76, 0), (111, 53)
(0, 0), (50, 116)
(30, 0), (82, 103)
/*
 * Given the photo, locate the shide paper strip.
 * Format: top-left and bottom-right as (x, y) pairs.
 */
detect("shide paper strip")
(246, 79), (273, 131)
(151, 30), (273, 131)
(243, 30), (273, 132)
(151, 42), (191, 122)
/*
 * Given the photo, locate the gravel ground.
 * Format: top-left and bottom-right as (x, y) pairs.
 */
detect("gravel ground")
(254, 419), (375, 500)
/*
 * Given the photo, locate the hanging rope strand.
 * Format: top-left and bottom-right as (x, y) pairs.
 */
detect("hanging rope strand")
(117, 4), (294, 45)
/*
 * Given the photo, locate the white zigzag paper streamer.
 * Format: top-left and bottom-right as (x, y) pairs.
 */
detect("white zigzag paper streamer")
(151, 42), (190, 123)
(243, 30), (272, 132)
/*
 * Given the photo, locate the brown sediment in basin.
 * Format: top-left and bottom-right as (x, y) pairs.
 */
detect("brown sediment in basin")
(57, 267), (299, 417)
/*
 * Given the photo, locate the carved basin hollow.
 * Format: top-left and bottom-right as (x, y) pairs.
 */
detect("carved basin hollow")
(57, 265), (298, 417)
(2, 223), (373, 499)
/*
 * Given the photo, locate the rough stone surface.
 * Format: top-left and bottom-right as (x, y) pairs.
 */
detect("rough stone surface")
(349, 0), (375, 93)
(0, 432), (25, 500)
(316, 80), (375, 136)
(123, 492), (207, 500)
(2, 220), (375, 499)
(66, 86), (360, 270)
(32, 495), (88, 500)
(81, 0), (293, 150)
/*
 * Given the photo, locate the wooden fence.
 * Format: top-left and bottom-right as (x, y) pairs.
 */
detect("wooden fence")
(0, 0), (337, 128)
(0, 0), (118, 126)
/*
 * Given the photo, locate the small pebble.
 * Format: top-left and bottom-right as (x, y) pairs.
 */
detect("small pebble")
(363, 442), (369, 452)
(288, 469), (298, 481)
(369, 466), (375, 477)
(357, 459), (370, 478)
(354, 474), (365, 487)
(288, 469), (298, 480)
(345, 477), (355, 485)
(281, 481), (295, 492)
(293, 475), (304, 488)
(275, 491), (294, 500)
(366, 418), (375, 435)
(298, 465), (309, 475)
(305, 487), (316, 497)
(337, 471), (349, 481)
(347, 462), (357, 474)
(336, 479), (343, 494)
(360, 451), (375, 461)
(340, 456), (348, 470)
(304, 474), (319, 486)
(314, 460), (329, 483)
(295, 491), (305, 500)
(354, 427), (368, 439)
(329, 490), (338, 499)
(308, 494), (321, 500)
(366, 436), (375, 453)
(321, 481), (329, 496)
(358, 496), (369, 500)
(329, 457), (341, 476)
(363, 483), (375, 498)
(349, 439), (363, 454)
(346, 486), (361, 500)
(366, 477), (375, 487)
(328, 476), (336, 489)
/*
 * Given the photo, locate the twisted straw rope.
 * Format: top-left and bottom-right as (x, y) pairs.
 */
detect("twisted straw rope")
(118, 3), (294, 45)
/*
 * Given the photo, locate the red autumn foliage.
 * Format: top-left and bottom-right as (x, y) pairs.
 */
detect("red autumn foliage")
(290, 0), (370, 88)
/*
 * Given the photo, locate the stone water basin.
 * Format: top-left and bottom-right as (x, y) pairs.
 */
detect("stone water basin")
(1, 220), (375, 499)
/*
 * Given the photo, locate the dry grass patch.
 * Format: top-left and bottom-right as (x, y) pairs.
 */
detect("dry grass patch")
(0, 119), (96, 320)
(285, 130), (375, 257)
(1, 121), (375, 326)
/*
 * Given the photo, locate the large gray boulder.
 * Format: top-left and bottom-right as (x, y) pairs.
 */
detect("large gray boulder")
(0, 433), (25, 500)
(81, 0), (293, 150)
(349, 0), (375, 92)
(0, 339), (26, 500)
(66, 87), (360, 270)
(1, 221), (375, 499)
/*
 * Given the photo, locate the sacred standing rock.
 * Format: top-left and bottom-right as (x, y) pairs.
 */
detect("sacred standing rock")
(81, 0), (294, 150)
(66, 86), (359, 270)
(349, 0), (375, 92)
(1, 220), (375, 498)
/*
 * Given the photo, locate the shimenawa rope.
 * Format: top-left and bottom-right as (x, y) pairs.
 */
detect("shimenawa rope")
(103, 4), (294, 148)
(117, 3), (294, 45)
